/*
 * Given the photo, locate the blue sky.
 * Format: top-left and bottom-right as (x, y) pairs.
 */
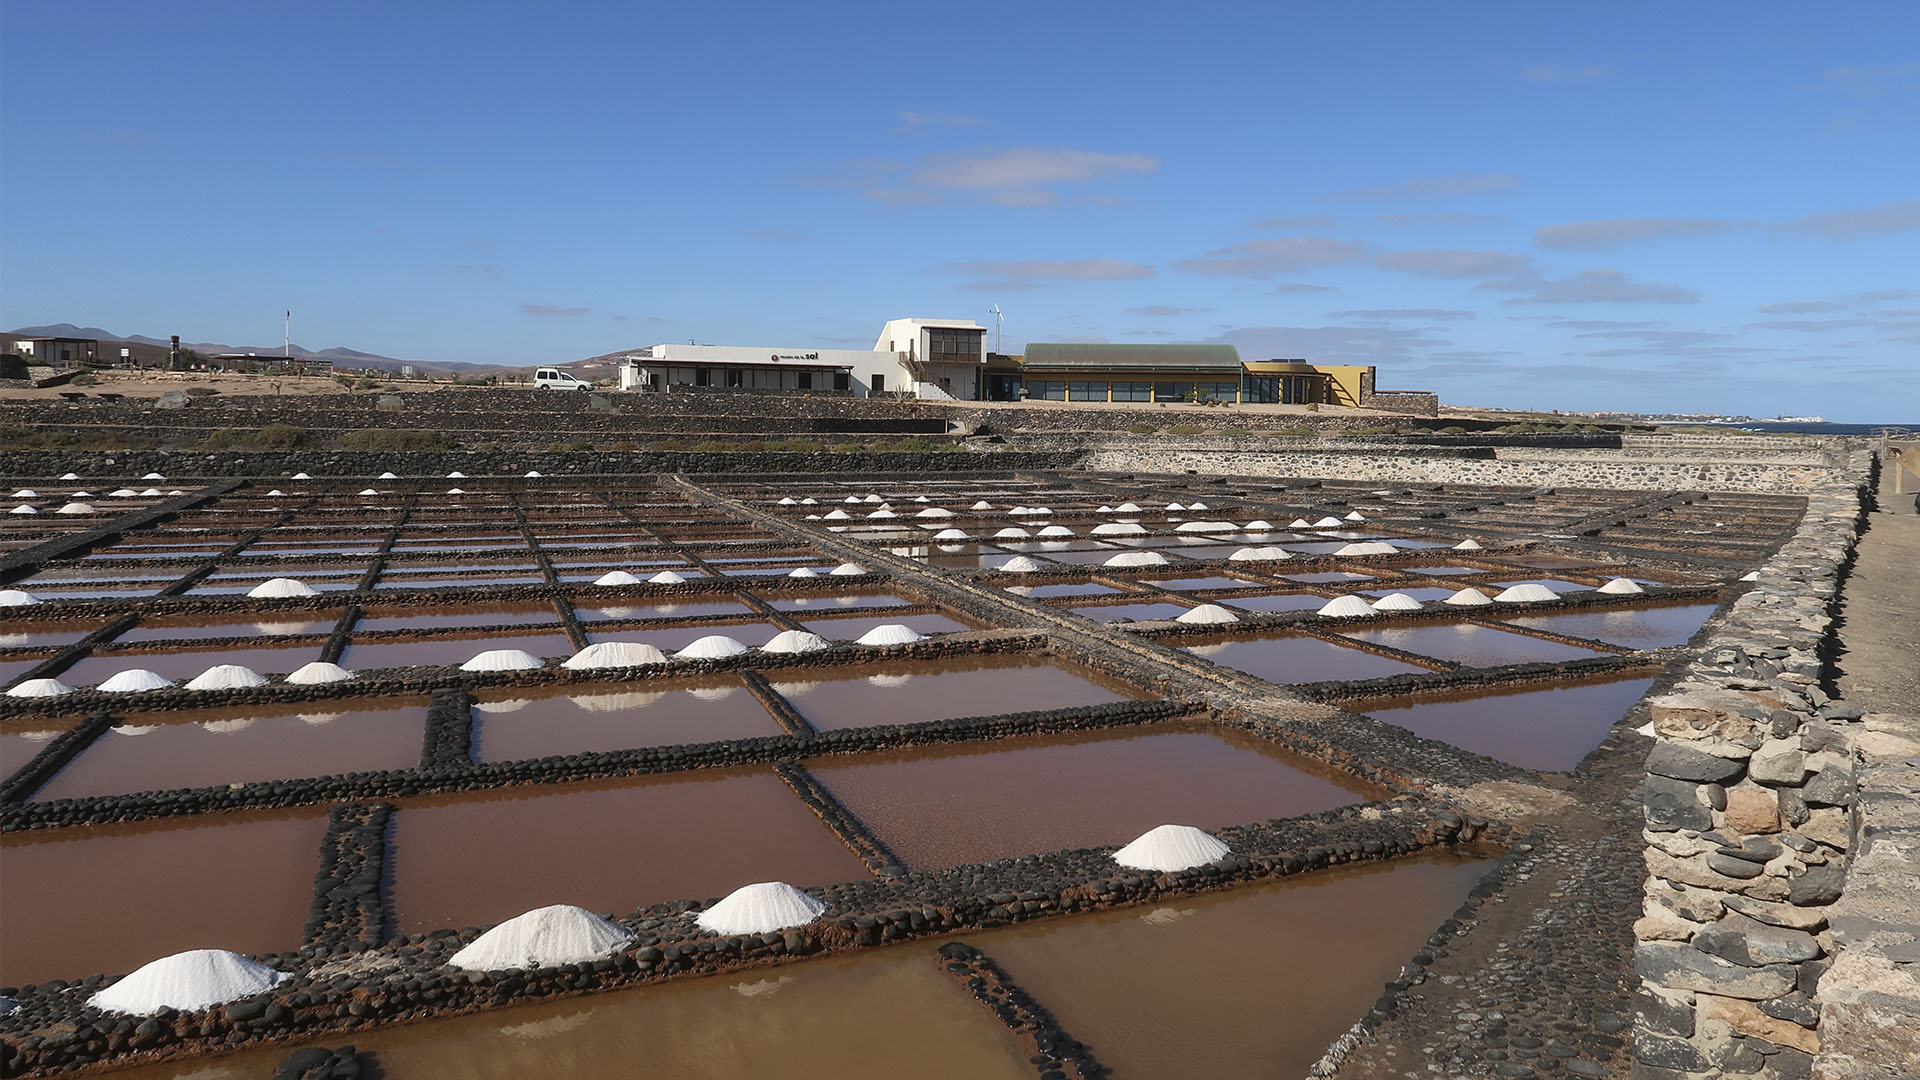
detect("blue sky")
(3, 1), (1915, 420)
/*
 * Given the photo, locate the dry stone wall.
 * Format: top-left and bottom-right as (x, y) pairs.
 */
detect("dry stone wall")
(1631, 453), (1874, 1079)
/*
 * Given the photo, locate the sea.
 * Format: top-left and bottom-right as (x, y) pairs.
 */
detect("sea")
(1716, 422), (1919, 436)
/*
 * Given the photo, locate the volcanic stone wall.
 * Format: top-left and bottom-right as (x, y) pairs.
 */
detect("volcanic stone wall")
(1630, 453), (1873, 1079)
(0, 449), (1079, 480)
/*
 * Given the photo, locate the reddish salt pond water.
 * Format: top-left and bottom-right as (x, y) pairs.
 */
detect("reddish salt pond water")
(765, 592), (910, 612)
(982, 853), (1490, 1079)
(1, 724), (71, 776)
(770, 654), (1147, 731)
(798, 612), (977, 641)
(0, 808), (328, 986)
(471, 679), (783, 761)
(586, 621), (775, 653)
(1338, 624), (1610, 667)
(355, 604), (561, 631)
(1068, 602), (1191, 623)
(573, 597), (753, 621)
(120, 943), (1039, 1080)
(1144, 575), (1258, 591)
(1496, 603), (1718, 650)
(388, 770), (866, 935)
(0, 622), (104, 648)
(807, 725), (1379, 869)
(29, 702), (425, 801)
(116, 614), (339, 642)
(343, 632), (576, 670)
(1, 656), (53, 686)
(1350, 675), (1657, 771)
(1184, 632), (1432, 683)
(63, 643), (322, 684)
(1007, 582), (1120, 599)
(1224, 591), (1333, 613)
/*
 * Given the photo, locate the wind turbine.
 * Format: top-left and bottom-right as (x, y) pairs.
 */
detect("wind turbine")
(989, 303), (1004, 355)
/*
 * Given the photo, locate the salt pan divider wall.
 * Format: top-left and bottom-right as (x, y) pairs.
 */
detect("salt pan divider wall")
(1632, 452), (1874, 1079)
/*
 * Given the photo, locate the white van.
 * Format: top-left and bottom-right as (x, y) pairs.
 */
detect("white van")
(533, 368), (591, 391)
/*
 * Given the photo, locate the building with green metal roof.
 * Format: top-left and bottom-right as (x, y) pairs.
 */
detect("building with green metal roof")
(988, 341), (1374, 406)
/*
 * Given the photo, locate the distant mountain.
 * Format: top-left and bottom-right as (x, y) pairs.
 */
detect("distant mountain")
(7, 323), (489, 373)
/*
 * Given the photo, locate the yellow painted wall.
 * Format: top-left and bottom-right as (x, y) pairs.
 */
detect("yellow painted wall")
(1316, 365), (1370, 406)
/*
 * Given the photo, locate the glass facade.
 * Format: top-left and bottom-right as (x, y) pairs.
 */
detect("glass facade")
(1027, 380), (1067, 400)
(1242, 375), (1323, 404)
(926, 328), (985, 360)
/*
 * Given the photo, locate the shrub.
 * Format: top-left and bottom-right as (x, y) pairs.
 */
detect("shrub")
(1305, 402), (1320, 412)
(339, 428), (455, 451)
(254, 423), (307, 449)
(767, 439), (824, 453)
(828, 442), (865, 453)
(653, 438), (691, 451)
(198, 428), (242, 449)
(184, 386), (219, 397)
(1129, 422), (1158, 435)
(69, 373), (98, 387)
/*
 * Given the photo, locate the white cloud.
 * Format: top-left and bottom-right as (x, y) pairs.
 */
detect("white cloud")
(520, 304), (590, 317)
(1481, 269), (1699, 305)
(912, 147), (1158, 190)
(1373, 213), (1510, 227)
(1127, 304), (1212, 317)
(1535, 218), (1749, 251)
(1328, 308), (1476, 320)
(1173, 236), (1371, 276)
(1774, 197), (1920, 241)
(1247, 215), (1337, 231)
(1374, 250), (1537, 278)
(895, 111), (981, 131)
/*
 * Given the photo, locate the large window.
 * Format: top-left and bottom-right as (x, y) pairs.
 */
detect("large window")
(1068, 380), (1104, 401)
(1243, 376), (1277, 404)
(1111, 381), (1151, 402)
(926, 328), (984, 360)
(1197, 381), (1238, 403)
(1026, 380), (1066, 400)
(1153, 380), (1193, 402)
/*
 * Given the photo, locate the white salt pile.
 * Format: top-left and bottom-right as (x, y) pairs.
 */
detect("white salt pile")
(1334, 542), (1398, 556)
(863, 494), (884, 503)
(787, 567), (819, 578)
(1021, 506), (1052, 516)
(1597, 577), (1645, 595)
(11, 489), (36, 498)
(1175, 604), (1240, 625)
(776, 497), (797, 506)
(994, 527), (1032, 539)
(999, 556), (1043, 573)
(1316, 596), (1376, 618)
(286, 661), (355, 684)
(248, 577), (317, 599)
(1187, 501), (1209, 510)
(1174, 521), (1235, 533)
(1095, 505), (1115, 513)
(933, 528), (972, 540)
(829, 563), (866, 576)
(1090, 522), (1147, 536)
(357, 488), (380, 496)
(109, 488), (137, 497)
(1114, 502), (1144, 513)
(799, 497), (818, 505)
(291, 472), (313, 480)
(1243, 520), (1276, 532)
(1165, 502), (1186, 511)
(446, 487), (466, 495)
(822, 509), (852, 520)
(866, 509), (897, 519)
(1739, 570), (1761, 582)
(1289, 518), (1312, 528)
(140, 488), (164, 497)
(141, 472), (166, 480)
(563, 641), (667, 669)
(1494, 583), (1560, 603)
(1104, 551), (1169, 568)
(1037, 525), (1075, 537)
(1346, 511), (1367, 521)
(841, 495), (861, 504)
(98, 669), (174, 692)
(449, 904), (633, 972)
(1112, 824), (1231, 873)
(760, 629), (831, 654)
(1228, 546), (1291, 561)
(60, 473), (80, 480)
(9, 505), (37, 515)
(1444, 588), (1494, 607)
(916, 507), (953, 518)
(378, 471), (399, 479)
(1312, 516), (1344, 527)
(1006, 506), (1029, 515)
(1453, 539), (1484, 551)
(971, 500), (995, 510)
(185, 665), (268, 691)
(697, 882), (826, 934)
(647, 570), (688, 584)
(593, 570), (642, 586)
(266, 489), (286, 497)
(677, 635), (749, 659)
(71, 490), (93, 498)
(6, 678), (73, 698)
(1370, 593), (1424, 612)
(856, 624), (925, 646)
(89, 949), (287, 1015)
(0, 589), (41, 607)
(525, 470), (543, 477)
(447, 471), (467, 478)
(914, 495), (930, 502)
(460, 649), (545, 672)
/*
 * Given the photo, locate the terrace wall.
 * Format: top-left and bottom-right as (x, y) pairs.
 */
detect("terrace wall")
(0, 449), (1081, 480)
(1630, 451), (1880, 1078)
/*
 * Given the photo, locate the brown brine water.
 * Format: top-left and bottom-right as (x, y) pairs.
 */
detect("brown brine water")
(470, 679), (783, 761)
(1354, 675), (1658, 771)
(1496, 603), (1717, 649)
(387, 770), (867, 936)
(0, 808), (329, 987)
(1183, 631), (1432, 683)
(806, 725), (1380, 869)
(769, 654), (1148, 731)
(1337, 623), (1609, 667)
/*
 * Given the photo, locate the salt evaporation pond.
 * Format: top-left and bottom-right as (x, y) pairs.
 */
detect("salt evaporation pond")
(796, 611), (977, 642)
(387, 770), (867, 936)
(585, 621), (774, 653)
(1182, 631), (1431, 683)
(117, 614), (338, 641)
(573, 597), (754, 621)
(1352, 675), (1658, 771)
(1337, 624), (1610, 667)
(1067, 601), (1192, 623)
(102, 943), (1036, 1080)
(0, 621), (107, 648)
(0, 809), (328, 987)
(765, 591), (911, 612)
(806, 725), (1379, 869)
(980, 853), (1490, 1078)
(27, 702), (425, 801)
(769, 654), (1147, 731)
(354, 603), (563, 631)
(342, 632), (576, 670)
(1495, 603), (1717, 649)
(61, 643), (322, 684)
(470, 679), (785, 761)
